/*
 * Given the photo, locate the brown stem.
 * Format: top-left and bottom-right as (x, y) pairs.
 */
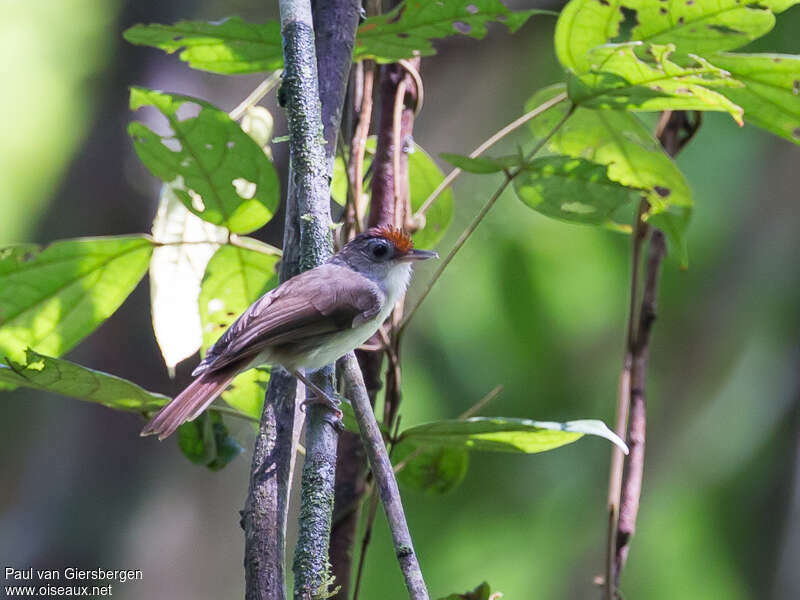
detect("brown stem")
(345, 61), (375, 238)
(606, 110), (702, 597)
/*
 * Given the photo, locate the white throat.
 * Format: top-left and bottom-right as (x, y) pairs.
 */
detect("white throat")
(383, 262), (413, 305)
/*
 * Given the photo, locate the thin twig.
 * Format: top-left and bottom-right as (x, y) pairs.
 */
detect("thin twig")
(229, 71), (283, 121)
(414, 91), (568, 219)
(400, 101), (574, 336)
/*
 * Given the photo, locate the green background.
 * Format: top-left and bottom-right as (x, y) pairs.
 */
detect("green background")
(1, 1), (799, 598)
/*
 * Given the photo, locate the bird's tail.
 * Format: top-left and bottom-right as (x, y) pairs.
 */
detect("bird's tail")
(141, 365), (240, 440)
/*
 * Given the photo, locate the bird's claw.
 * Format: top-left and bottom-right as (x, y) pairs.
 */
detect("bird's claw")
(300, 392), (344, 432)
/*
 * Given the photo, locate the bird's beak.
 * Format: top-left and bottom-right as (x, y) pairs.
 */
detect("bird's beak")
(399, 249), (439, 262)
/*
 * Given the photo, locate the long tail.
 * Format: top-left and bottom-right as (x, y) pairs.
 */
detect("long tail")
(141, 366), (240, 440)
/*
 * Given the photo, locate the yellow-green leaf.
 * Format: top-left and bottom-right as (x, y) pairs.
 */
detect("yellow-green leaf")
(0, 236), (153, 363)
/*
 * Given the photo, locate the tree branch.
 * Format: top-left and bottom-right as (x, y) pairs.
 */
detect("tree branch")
(306, 2), (363, 597)
(340, 353), (430, 600)
(277, 1), (345, 597)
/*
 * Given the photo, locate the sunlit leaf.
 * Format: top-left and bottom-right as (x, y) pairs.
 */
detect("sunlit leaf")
(129, 87), (279, 233)
(527, 84), (692, 263)
(178, 411), (244, 470)
(570, 43), (744, 123)
(124, 17), (283, 74)
(631, 0), (799, 61)
(355, 0), (542, 63)
(514, 156), (636, 228)
(400, 416), (628, 454)
(709, 53), (800, 144)
(394, 442), (469, 495)
(554, 0), (798, 74)
(0, 236), (153, 363)
(240, 105), (275, 156)
(0, 349), (167, 412)
(199, 244), (279, 418)
(150, 183), (228, 372)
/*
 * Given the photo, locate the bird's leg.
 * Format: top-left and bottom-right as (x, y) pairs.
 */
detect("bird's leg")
(293, 370), (344, 431)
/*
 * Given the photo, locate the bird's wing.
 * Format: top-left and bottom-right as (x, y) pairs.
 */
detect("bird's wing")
(195, 263), (384, 375)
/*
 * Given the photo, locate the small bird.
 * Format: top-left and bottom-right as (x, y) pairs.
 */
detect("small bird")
(142, 226), (437, 439)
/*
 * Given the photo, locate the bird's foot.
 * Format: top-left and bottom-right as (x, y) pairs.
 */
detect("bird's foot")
(300, 392), (344, 432)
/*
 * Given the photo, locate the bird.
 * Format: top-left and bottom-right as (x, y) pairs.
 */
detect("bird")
(141, 226), (437, 440)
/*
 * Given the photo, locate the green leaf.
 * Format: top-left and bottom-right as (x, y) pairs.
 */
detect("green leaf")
(569, 43), (744, 123)
(439, 153), (521, 174)
(178, 411), (244, 470)
(0, 349), (167, 412)
(708, 53), (800, 144)
(330, 138), (454, 248)
(129, 87), (279, 234)
(394, 442), (469, 495)
(439, 582), (493, 600)
(199, 245), (279, 418)
(123, 17), (283, 75)
(408, 144), (455, 249)
(555, 0), (798, 74)
(631, 0), (799, 61)
(527, 84), (692, 264)
(0, 236), (153, 363)
(514, 156), (636, 228)
(400, 416), (629, 454)
(354, 0), (542, 63)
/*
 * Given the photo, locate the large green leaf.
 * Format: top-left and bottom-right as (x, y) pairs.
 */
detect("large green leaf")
(555, 0), (797, 74)
(124, 1), (543, 73)
(514, 156), (636, 228)
(399, 416), (628, 454)
(178, 411), (244, 471)
(129, 88), (279, 234)
(569, 43), (744, 123)
(709, 53), (800, 144)
(394, 442), (469, 495)
(330, 138), (454, 248)
(198, 244), (279, 418)
(124, 17), (283, 75)
(0, 236), (153, 363)
(354, 0), (540, 63)
(527, 85), (692, 263)
(0, 349), (167, 412)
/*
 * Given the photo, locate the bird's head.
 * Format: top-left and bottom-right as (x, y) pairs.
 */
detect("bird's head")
(333, 226), (438, 288)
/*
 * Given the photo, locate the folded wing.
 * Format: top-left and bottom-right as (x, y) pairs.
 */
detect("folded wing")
(194, 263), (384, 375)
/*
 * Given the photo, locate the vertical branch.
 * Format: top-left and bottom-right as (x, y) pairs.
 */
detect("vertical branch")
(307, 1), (363, 596)
(605, 110), (701, 597)
(278, 0), (350, 597)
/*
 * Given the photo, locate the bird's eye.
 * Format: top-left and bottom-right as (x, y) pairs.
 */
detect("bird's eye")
(371, 241), (389, 258)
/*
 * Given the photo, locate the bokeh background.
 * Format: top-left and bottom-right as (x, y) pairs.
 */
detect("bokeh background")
(2, 1), (799, 598)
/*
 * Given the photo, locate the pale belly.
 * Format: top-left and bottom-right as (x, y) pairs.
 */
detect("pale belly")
(251, 304), (393, 373)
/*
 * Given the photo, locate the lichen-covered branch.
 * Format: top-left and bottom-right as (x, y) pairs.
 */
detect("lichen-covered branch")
(278, 0), (342, 597)
(306, 1), (363, 597)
